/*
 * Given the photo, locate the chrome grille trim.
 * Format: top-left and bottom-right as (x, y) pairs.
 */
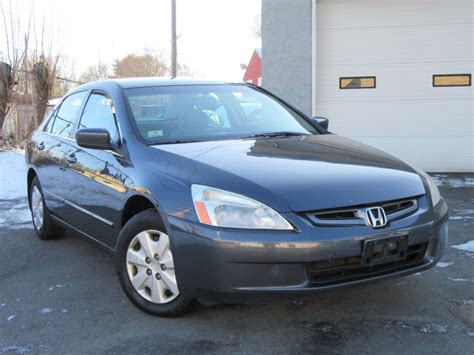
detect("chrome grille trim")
(306, 198), (419, 227)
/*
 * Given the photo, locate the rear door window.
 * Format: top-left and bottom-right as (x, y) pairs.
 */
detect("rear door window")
(50, 91), (87, 138)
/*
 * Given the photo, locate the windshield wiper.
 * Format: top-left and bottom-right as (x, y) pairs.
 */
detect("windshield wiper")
(242, 131), (308, 139)
(148, 139), (202, 146)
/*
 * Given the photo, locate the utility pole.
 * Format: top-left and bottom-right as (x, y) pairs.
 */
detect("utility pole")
(171, 0), (177, 78)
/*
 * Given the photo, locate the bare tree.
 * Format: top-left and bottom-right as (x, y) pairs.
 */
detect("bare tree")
(29, 7), (62, 125)
(0, 0), (31, 129)
(0, 0), (67, 143)
(31, 56), (59, 125)
(52, 55), (78, 96)
(178, 63), (194, 77)
(0, 62), (12, 130)
(251, 14), (261, 39)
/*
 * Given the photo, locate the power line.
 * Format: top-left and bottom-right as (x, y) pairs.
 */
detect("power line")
(13, 68), (84, 85)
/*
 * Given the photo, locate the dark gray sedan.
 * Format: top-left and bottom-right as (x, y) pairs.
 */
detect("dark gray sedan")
(26, 79), (448, 316)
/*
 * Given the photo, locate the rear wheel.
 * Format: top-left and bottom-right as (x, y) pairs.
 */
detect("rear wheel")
(115, 209), (196, 317)
(29, 177), (63, 240)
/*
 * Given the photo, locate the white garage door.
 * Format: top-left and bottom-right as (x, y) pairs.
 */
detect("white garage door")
(315, 0), (473, 172)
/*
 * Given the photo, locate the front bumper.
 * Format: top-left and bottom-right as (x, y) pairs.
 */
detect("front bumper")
(165, 196), (448, 303)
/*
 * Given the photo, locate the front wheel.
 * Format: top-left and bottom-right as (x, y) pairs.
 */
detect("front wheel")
(115, 209), (196, 317)
(29, 177), (63, 240)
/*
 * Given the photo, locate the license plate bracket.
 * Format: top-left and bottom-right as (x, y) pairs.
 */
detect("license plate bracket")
(362, 234), (409, 266)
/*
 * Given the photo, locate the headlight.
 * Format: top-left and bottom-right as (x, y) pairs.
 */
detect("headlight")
(417, 169), (441, 207)
(191, 184), (293, 230)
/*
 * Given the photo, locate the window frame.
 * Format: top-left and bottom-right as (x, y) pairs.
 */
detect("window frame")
(432, 74), (471, 87)
(42, 106), (59, 133)
(45, 90), (89, 140)
(75, 89), (122, 146)
(339, 76), (377, 90)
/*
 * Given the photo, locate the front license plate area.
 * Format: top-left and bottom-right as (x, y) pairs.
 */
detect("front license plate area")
(362, 234), (408, 266)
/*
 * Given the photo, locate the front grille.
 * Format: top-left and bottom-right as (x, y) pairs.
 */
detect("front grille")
(382, 200), (415, 214)
(315, 210), (358, 220)
(306, 242), (428, 286)
(307, 197), (419, 227)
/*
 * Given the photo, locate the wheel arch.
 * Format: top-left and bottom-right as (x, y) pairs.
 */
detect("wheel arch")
(121, 194), (164, 229)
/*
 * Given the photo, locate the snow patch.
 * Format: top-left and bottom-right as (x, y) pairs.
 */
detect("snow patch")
(436, 261), (454, 268)
(38, 308), (52, 315)
(430, 175), (474, 188)
(0, 152), (27, 200)
(385, 320), (448, 334)
(419, 323), (447, 333)
(48, 284), (66, 292)
(0, 346), (30, 354)
(454, 209), (474, 215)
(449, 277), (474, 282)
(449, 216), (473, 221)
(0, 151), (32, 230)
(451, 240), (474, 253)
(0, 208), (32, 228)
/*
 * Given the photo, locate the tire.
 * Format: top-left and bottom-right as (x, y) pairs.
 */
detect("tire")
(29, 176), (64, 240)
(115, 208), (196, 317)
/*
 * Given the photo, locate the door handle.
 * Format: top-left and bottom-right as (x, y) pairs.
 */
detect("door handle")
(67, 153), (77, 164)
(37, 142), (45, 151)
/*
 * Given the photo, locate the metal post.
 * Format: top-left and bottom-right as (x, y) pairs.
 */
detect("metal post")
(171, 0), (177, 78)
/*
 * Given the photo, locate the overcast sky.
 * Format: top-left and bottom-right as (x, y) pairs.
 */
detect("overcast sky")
(2, 0), (261, 81)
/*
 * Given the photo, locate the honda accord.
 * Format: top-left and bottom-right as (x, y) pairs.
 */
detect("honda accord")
(26, 79), (448, 316)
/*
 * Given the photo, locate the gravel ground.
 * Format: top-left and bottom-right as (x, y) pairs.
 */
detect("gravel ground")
(0, 168), (473, 354)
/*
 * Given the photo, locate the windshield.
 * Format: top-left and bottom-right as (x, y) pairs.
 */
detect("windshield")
(124, 84), (318, 145)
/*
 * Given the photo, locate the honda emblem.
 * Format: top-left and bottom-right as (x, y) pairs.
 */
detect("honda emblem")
(365, 207), (387, 228)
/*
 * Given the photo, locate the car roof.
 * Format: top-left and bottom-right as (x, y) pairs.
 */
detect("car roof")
(71, 77), (245, 93)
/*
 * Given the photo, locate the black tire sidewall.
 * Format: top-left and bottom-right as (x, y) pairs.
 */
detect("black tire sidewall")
(115, 209), (194, 317)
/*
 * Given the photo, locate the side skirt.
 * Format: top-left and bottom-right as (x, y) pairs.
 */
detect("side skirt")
(50, 214), (115, 255)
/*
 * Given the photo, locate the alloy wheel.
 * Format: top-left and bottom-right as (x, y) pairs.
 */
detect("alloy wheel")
(126, 230), (179, 304)
(31, 185), (44, 230)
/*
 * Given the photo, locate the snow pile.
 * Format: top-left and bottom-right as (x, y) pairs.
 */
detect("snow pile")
(0, 151), (32, 229)
(430, 174), (474, 188)
(0, 151), (27, 199)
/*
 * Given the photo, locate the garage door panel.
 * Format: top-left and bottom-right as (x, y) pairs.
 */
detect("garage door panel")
(317, 24), (473, 65)
(317, 99), (473, 137)
(347, 136), (474, 172)
(316, 62), (474, 100)
(316, 0), (473, 30)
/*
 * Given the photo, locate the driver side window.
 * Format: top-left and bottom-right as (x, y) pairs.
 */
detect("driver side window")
(79, 93), (119, 142)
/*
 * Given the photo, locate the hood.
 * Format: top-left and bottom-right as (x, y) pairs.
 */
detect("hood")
(153, 134), (426, 212)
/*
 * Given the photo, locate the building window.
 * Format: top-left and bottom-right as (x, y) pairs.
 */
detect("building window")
(433, 74), (471, 87)
(340, 76), (376, 89)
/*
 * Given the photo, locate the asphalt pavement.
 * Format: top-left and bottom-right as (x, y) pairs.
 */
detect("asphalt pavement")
(0, 174), (473, 354)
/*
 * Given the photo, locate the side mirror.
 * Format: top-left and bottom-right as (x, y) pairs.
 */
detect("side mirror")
(311, 117), (329, 130)
(76, 128), (113, 150)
